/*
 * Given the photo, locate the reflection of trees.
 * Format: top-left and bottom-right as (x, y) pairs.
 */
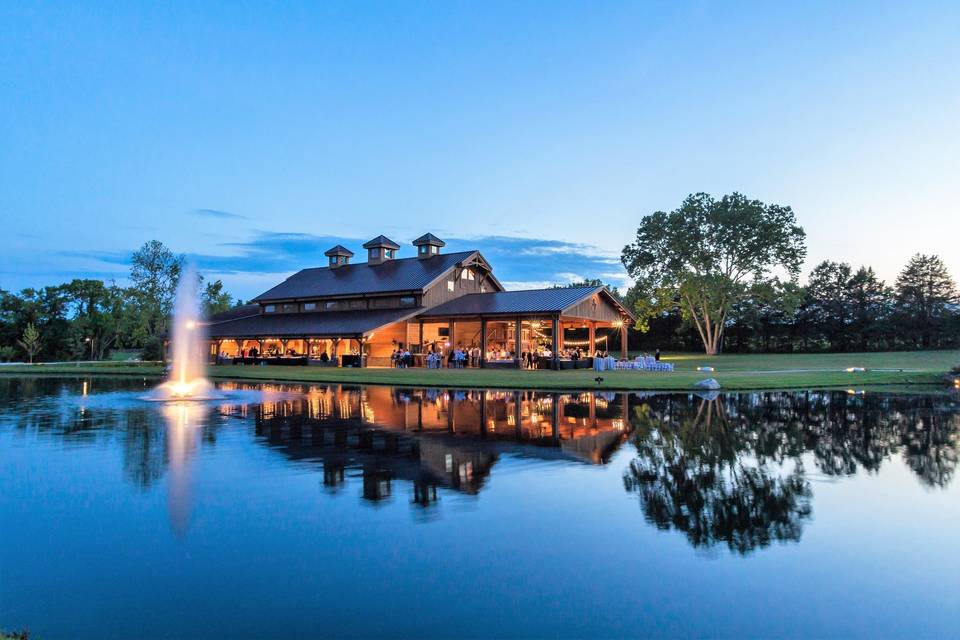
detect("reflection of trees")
(625, 391), (960, 554)
(900, 410), (960, 488)
(625, 398), (812, 554)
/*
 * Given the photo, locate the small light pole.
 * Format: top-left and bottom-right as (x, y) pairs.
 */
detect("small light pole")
(85, 337), (92, 361)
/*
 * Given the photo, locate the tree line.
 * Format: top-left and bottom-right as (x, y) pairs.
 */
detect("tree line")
(0, 241), (235, 362)
(623, 193), (959, 353)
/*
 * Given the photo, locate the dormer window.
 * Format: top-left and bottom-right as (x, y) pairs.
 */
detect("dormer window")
(362, 235), (401, 265)
(324, 245), (354, 269)
(412, 233), (445, 259)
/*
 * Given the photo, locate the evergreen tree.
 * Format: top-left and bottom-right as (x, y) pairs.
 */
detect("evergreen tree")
(894, 254), (958, 348)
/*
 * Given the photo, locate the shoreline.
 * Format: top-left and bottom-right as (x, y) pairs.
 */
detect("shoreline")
(0, 360), (953, 393)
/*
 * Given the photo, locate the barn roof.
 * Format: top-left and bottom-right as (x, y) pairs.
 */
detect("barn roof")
(252, 251), (483, 302)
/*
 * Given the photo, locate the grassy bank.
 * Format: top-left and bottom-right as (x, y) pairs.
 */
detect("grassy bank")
(1, 350), (957, 391)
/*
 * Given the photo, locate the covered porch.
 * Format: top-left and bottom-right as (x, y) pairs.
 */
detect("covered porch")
(210, 336), (365, 367)
(414, 287), (633, 370)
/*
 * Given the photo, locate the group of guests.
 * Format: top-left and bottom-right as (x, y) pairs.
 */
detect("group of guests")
(391, 348), (414, 368)
(392, 345), (484, 369)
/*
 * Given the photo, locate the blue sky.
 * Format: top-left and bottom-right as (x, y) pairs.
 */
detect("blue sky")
(1, 1), (958, 300)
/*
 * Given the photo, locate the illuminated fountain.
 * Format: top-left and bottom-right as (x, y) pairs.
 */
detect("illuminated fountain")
(147, 264), (220, 401)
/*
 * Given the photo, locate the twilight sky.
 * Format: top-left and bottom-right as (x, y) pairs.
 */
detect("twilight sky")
(1, 1), (958, 301)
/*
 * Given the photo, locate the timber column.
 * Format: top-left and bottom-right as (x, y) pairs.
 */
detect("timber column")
(514, 316), (521, 368)
(619, 321), (628, 360)
(480, 317), (487, 368)
(551, 316), (559, 370)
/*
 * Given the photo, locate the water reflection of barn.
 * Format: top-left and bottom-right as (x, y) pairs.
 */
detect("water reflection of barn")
(237, 383), (631, 506)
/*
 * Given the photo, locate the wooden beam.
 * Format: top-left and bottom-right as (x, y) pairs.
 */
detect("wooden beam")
(480, 317), (487, 368)
(551, 315), (559, 370)
(514, 316), (522, 368)
(588, 321), (596, 357)
(620, 322), (628, 359)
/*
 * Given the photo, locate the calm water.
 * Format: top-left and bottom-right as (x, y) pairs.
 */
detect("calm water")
(1, 377), (958, 639)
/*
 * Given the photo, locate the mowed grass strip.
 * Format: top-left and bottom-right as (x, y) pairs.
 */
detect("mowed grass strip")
(1, 350), (956, 391)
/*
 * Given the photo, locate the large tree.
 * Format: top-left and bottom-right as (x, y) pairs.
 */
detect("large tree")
(894, 254), (958, 348)
(129, 240), (183, 343)
(201, 279), (234, 316)
(63, 279), (134, 360)
(622, 192), (806, 354)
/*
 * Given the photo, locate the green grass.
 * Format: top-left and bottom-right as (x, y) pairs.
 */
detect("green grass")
(2, 350), (957, 391)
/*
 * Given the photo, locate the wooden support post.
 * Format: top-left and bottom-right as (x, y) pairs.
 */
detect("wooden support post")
(551, 316), (559, 370)
(418, 321), (424, 351)
(620, 322), (628, 360)
(480, 317), (487, 368)
(448, 322), (455, 366)
(588, 322), (596, 357)
(558, 320), (565, 351)
(514, 316), (522, 368)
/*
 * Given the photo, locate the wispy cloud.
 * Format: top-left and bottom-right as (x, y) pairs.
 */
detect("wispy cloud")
(193, 208), (248, 220)
(52, 232), (631, 299)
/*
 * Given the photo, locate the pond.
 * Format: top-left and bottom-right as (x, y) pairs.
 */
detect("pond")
(1, 377), (958, 639)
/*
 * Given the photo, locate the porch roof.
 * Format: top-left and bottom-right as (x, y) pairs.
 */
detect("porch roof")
(205, 307), (418, 339)
(417, 286), (633, 319)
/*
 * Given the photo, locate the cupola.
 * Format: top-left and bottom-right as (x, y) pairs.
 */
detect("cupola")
(324, 244), (354, 269)
(362, 235), (400, 265)
(412, 233), (445, 259)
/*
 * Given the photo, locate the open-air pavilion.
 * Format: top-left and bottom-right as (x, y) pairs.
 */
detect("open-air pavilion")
(200, 233), (634, 370)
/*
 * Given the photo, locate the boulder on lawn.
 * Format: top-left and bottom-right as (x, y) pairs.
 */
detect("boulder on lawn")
(694, 378), (721, 390)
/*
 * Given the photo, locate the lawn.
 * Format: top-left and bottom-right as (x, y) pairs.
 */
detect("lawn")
(2, 350), (957, 391)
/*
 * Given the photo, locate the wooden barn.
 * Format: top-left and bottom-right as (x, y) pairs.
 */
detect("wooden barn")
(203, 233), (633, 369)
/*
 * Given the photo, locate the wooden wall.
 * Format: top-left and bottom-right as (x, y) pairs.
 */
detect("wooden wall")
(421, 265), (488, 309)
(562, 292), (624, 323)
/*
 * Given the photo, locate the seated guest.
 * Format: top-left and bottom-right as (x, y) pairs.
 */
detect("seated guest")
(320, 351), (329, 363)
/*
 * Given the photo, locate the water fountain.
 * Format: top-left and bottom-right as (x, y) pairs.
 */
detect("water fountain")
(146, 264), (220, 401)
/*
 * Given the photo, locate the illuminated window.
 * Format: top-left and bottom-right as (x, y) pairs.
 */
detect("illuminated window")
(324, 301), (342, 310)
(264, 304), (276, 313)
(303, 302), (317, 311)
(447, 280), (455, 292)
(399, 296), (416, 308)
